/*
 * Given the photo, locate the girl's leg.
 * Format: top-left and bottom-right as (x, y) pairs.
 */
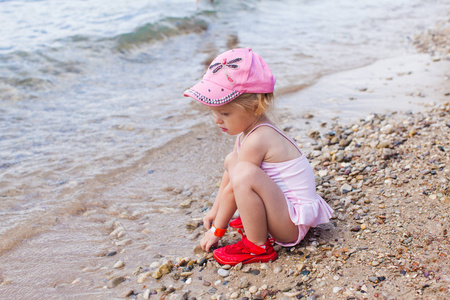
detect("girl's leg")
(230, 161), (299, 245)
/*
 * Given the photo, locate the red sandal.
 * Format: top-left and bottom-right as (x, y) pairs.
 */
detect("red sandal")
(213, 236), (277, 266)
(229, 216), (244, 229)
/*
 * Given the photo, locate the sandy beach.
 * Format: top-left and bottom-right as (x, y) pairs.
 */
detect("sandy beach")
(0, 22), (449, 300)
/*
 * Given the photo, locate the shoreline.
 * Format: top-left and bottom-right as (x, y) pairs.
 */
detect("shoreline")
(0, 28), (449, 299)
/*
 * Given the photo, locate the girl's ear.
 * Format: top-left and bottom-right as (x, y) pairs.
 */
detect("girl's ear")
(254, 100), (264, 115)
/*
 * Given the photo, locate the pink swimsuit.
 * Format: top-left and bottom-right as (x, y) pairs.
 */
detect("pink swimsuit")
(237, 124), (334, 246)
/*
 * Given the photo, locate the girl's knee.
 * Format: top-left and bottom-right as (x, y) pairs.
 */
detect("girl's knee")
(224, 151), (238, 173)
(230, 162), (260, 189)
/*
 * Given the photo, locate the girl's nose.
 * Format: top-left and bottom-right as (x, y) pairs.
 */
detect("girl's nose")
(212, 113), (223, 124)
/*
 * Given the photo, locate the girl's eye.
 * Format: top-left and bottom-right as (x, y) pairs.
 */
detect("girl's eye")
(221, 113), (229, 116)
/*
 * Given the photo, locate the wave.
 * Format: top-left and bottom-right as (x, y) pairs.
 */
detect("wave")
(114, 14), (212, 51)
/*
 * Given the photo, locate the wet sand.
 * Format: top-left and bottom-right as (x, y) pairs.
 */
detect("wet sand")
(0, 26), (449, 299)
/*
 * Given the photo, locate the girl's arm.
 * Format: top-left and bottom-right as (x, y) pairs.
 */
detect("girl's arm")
(203, 169), (230, 230)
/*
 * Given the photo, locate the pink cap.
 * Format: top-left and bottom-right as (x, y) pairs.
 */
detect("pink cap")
(184, 48), (276, 106)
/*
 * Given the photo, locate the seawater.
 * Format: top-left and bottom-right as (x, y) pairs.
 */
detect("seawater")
(0, 0), (448, 297)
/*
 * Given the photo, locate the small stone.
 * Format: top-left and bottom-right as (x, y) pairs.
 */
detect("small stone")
(113, 261), (125, 269)
(273, 266), (282, 274)
(217, 269), (229, 277)
(318, 170), (328, 177)
(242, 266), (251, 273)
(284, 291), (301, 297)
(193, 245), (203, 255)
(260, 263), (269, 270)
(230, 292), (239, 299)
(159, 263), (172, 275)
(107, 276), (125, 289)
(198, 258), (207, 267)
(203, 281), (211, 286)
(351, 226), (361, 232)
(115, 239), (131, 246)
(239, 278), (250, 289)
(234, 262), (243, 271)
(372, 260), (381, 267)
(249, 286), (258, 294)
(171, 273), (180, 280)
(333, 287), (342, 293)
(119, 290), (134, 298)
(105, 251), (117, 257)
(340, 184), (352, 194)
(250, 269), (260, 275)
(150, 261), (161, 269)
(221, 264), (232, 270)
(152, 270), (163, 279)
(368, 276), (379, 283)
(137, 272), (151, 283)
(143, 289), (151, 299)
(185, 219), (199, 229)
(180, 272), (193, 277)
(179, 199), (193, 208)
(361, 224), (367, 230)
(185, 278), (192, 285)
(132, 267), (143, 276)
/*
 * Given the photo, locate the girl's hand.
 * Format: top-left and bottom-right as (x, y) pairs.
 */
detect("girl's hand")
(200, 230), (220, 252)
(203, 209), (217, 230)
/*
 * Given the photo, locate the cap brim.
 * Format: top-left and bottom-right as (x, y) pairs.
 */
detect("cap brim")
(183, 79), (242, 106)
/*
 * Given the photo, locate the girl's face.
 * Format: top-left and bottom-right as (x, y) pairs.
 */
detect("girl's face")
(210, 104), (257, 136)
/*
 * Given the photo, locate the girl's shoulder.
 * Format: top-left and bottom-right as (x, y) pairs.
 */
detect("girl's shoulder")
(242, 125), (282, 149)
(244, 125), (302, 163)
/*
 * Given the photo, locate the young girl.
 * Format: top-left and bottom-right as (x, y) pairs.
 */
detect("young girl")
(184, 48), (333, 265)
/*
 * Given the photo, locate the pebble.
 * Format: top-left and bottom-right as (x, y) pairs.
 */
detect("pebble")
(119, 289), (134, 298)
(152, 270), (163, 280)
(249, 285), (258, 294)
(159, 263), (172, 274)
(113, 260), (125, 269)
(107, 276), (125, 289)
(350, 226), (361, 232)
(137, 272), (151, 283)
(185, 220), (199, 229)
(217, 269), (230, 277)
(239, 278), (250, 289)
(143, 289), (150, 299)
(105, 251), (117, 257)
(284, 291), (301, 297)
(250, 269), (260, 275)
(234, 262), (243, 271)
(115, 239), (131, 246)
(333, 286), (342, 293)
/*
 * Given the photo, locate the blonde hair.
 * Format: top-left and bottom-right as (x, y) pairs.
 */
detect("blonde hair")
(227, 93), (275, 115)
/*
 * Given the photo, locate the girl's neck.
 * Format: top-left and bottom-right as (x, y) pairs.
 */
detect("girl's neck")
(242, 114), (272, 136)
